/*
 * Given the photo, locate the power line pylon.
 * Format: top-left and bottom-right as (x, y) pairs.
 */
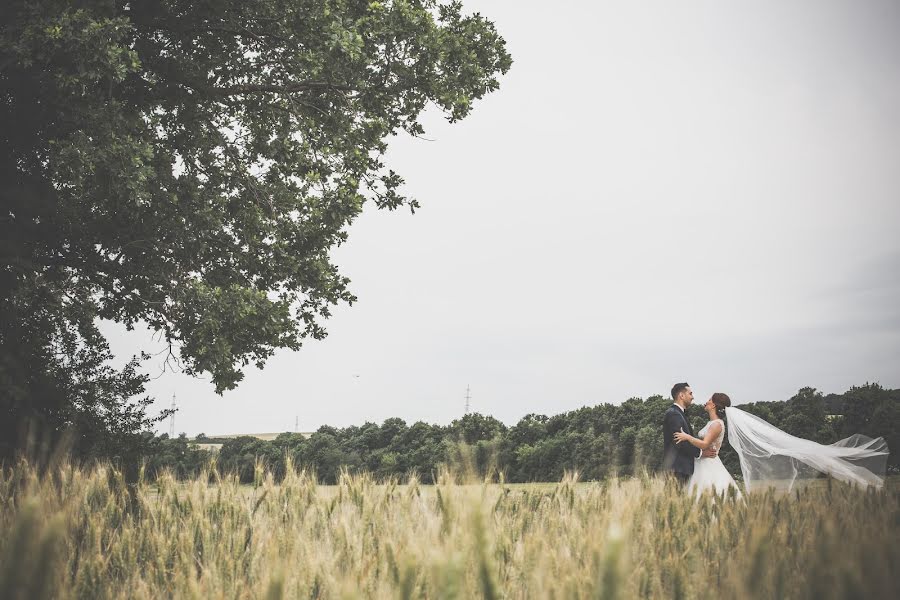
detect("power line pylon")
(168, 392), (176, 437)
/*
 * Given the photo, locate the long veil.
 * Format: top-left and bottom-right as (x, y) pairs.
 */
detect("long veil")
(724, 406), (889, 492)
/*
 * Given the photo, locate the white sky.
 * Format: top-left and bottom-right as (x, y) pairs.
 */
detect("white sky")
(105, 0), (900, 436)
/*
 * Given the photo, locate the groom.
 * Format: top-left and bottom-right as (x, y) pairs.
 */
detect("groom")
(663, 382), (716, 484)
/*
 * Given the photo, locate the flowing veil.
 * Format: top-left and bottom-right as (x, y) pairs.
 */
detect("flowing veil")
(724, 406), (889, 492)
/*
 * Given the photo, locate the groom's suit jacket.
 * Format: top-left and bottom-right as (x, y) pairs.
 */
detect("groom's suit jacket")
(662, 405), (701, 476)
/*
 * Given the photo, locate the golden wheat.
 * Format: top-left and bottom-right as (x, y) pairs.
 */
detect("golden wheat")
(0, 459), (896, 599)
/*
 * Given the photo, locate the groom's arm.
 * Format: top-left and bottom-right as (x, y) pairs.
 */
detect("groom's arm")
(664, 411), (701, 459)
(664, 411), (699, 458)
(681, 436), (702, 459)
(663, 410), (680, 447)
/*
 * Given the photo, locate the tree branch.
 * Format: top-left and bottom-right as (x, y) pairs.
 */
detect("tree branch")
(209, 81), (354, 97)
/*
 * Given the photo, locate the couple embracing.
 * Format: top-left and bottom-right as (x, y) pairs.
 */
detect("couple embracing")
(663, 382), (739, 496)
(661, 381), (889, 496)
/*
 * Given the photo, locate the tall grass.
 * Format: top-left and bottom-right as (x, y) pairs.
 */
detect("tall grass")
(0, 459), (896, 599)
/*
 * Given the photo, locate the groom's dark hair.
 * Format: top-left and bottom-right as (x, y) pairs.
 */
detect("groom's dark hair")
(671, 382), (690, 400)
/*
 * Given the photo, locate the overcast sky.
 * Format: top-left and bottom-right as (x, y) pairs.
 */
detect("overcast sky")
(105, 0), (900, 436)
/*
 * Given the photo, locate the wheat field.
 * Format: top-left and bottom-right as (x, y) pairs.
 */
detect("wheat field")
(0, 458), (896, 600)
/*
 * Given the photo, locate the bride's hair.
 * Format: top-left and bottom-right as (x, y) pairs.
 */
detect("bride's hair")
(711, 393), (731, 418)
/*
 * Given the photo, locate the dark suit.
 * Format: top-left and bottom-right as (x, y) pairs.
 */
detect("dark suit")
(662, 404), (701, 482)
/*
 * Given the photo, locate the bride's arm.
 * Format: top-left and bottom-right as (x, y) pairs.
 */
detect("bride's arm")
(673, 422), (721, 450)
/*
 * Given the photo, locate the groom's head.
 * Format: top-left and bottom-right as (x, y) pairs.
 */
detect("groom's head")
(671, 382), (693, 407)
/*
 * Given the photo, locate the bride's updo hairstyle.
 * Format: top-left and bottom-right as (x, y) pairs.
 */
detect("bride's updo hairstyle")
(711, 393), (731, 419)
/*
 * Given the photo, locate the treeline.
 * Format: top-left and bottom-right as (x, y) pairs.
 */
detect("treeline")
(146, 383), (899, 484)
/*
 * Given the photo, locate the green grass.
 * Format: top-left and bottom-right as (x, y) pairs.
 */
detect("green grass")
(1, 460), (897, 599)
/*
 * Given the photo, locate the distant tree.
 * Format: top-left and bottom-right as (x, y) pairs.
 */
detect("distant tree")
(520, 436), (569, 481)
(393, 421), (448, 482)
(273, 431), (307, 451)
(217, 436), (267, 482)
(617, 425), (638, 474)
(144, 433), (211, 479)
(379, 418), (408, 448)
(340, 423), (372, 461)
(840, 383), (899, 472)
(315, 425), (341, 438)
(505, 414), (547, 447)
(782, 387), (834, 443)
(822, 393), (845, 416)
(297, 431), (361, 484)
(141, 385), (897, 483)
(633, 424), (662, 471)
(450, 413), (507, 444)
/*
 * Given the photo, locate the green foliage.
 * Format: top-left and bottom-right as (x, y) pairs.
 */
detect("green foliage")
(0, 0), (511, 458)
(782, 387), (833, 442)
(450, 412), (507, 444)
(833, 383), (899, 472)
(162, 385), (898, 484)
(142, 433), (211, 479)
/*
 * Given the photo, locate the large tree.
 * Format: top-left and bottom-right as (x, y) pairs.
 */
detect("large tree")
(0, 0), (511, 456)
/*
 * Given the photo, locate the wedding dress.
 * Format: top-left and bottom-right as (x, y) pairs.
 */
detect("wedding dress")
(687, 418), (740, 497)
(725, 406), (888, 492)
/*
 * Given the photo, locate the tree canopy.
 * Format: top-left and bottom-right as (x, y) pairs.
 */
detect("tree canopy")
(0, 0), (511, 457)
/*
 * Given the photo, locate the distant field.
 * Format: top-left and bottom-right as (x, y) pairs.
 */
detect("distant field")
(2, 461), (896, 599)
(192, 431), (315, 451)
(161, 474), (900, 496)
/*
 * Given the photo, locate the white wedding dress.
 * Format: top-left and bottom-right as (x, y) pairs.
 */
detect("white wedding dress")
(687, 418), (741, 498)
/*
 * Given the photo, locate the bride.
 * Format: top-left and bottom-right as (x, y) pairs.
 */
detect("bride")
(674, 393), (740, 497)
(675, 392), (889, 495)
